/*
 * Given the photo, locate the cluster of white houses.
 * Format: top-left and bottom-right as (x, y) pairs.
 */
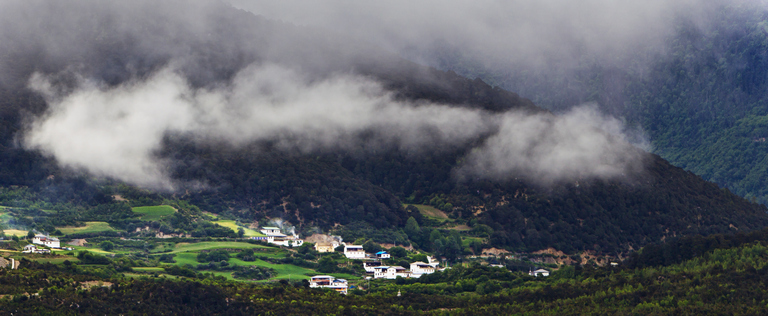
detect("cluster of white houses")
(32, 235), (60, 248)
(365, 260), (442, 279)
(250, 227), (304, 247)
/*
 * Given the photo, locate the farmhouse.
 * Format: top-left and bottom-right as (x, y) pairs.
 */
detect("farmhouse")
(314, 242), (337, 253)
(343, 244), (365, 259)
(260, 227), (282, 235)
(385, 266), (410, 279)
(309, 275), (348, 295)
(375, 251), (390, 259)
(363, 261), (383, 273)
(32, 234), (60, 248)
(372, 266), (389, 279)
(22, 244), (50, 254)
(410, 262), (438, 277)
(255, 227), (304, 247)
(529, 268), (550, 277)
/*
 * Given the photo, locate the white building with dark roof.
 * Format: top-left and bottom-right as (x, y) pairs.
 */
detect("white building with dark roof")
(32, 235), (60, 248)
(309, 275), (348, 295)
(344, 244), (365, 259)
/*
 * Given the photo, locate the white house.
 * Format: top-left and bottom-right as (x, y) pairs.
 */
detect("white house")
(373, 266), (389, 279)
(410, 262), (438, 277)
(22, 244), (37, 253)
(309, 275), (348, 295)
(375, 251), (390, 259)
(260, 227), (282, 235)
(314, 243), (337, 253)
(343, 245), (366, 259)
(32, 235), (60, 248)
(254, 227), (304, 247)
(363, 261), (383, 273)
(385, 266), (410, 279)
(22, 244), (50, 254)
(529, 268), (550, 277)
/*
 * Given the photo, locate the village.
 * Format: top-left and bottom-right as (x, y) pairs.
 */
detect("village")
(0, 200), (558, 298)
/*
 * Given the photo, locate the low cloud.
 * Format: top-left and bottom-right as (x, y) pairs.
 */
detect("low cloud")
(456, 105), (645, 184)
(25, 64), (645, 189)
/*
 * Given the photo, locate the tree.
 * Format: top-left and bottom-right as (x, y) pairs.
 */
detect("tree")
(100, 241), (115, 251)
(405, 217), (420, 238)
(26, 231), (35, 239)
(389, 246), (408, 258)
(317, 256), (337, 273)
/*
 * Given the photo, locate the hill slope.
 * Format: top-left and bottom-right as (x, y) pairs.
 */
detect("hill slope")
(0, 0), (765, 255)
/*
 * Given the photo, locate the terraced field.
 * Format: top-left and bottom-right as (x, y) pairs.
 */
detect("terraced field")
(57, 222), (117, 234)
(131, 205), (176, 220)
(212, 220), (265, 237)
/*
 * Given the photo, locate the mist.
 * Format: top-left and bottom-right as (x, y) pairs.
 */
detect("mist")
(24, 64), (643, 189)
(227, 0), (713, 69)
(0, 0), (649, 190)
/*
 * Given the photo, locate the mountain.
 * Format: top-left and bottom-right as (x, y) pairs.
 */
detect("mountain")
(432, 1), (768, 205)
(0, 0), (766, 256)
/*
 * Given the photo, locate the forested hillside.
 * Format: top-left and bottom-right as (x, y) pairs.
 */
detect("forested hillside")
(436, 1), (768, 204)
(0, 0), (766, 256)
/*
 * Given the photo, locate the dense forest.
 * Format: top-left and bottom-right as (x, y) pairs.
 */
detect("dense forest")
(0, 0), (765, 256)
(437, 1), (768, 205)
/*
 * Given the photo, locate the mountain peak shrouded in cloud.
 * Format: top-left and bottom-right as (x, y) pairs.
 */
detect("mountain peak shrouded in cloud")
(226, 0), (715, 69)
(0, 0), (647, 189)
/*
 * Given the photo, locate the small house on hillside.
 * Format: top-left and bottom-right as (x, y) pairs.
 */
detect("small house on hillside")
(309, 275), (348, 295)
(375, 251), (390, 259)
(410, 262), (438, 277)
(529, 268), (550, 277)
(32, 235), (60, 248)
(385, 266), (410, 279)
(260, 227), (282, 235)
(315, 243), (336, 253)
(343, 244), (365, 259)
(22, 244), (50, 254)
(255, 227), (304, 247)
(363, 261), (383, 273)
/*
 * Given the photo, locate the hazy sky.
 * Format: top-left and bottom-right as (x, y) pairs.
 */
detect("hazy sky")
(227, 0), (713, 69)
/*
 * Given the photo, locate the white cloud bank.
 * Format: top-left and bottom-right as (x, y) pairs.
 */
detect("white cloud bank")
(24, 64), (643, 189)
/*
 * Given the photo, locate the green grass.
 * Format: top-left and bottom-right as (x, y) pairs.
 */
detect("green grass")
(169, 242), (270, 254)
(27, 256), (79, 264)
(131, 205), (176, 220)
(328, 273), (360, 280)
(212, 220), (265, 237)
(3, 229), (28, 237)
(462, 237), (485, 247)
(72, 246), (115, 255)
(171, 252), (200, 266)
(132, 267), (164, 272)
(57, 222), (117, 234)
(407, 204), (451, 222)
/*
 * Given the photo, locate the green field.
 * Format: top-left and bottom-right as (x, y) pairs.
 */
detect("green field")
(131, 205), (176, 220)
(3, 229), (28, 237)
(72, 246), (116, 255)
(462, 237), (485, 247)
(164, 243), (313, 281)
(26, 256), (79, 264)
(212, 220), (265, 237)
(408, 204), (449, 219)
(57, 222), (117, 234)
(169, 242), (270, 254)
(132, 267), (164, 272)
